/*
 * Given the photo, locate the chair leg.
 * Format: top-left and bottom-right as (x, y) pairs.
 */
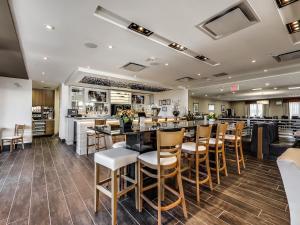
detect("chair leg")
(22, 138), (24, 150)
(235, 143), (241, 175)
(10, 141), (13, 152)
(157, 168), (162, 225)
(206, 155), (213, 190)
(94, 163), (100, 212)
(215, 150), (220, 184)
(195, 153), (200, 203)
(86, 135), (89, 156)
(240, 143), (246, 169)
(138, 160), (143, 212)
(177, 168), (188, 219)
(161, 168), (165, 201)
(222, 145), (228, 176)
(134, 162), (138, 210)
(111, 170), (118, 225)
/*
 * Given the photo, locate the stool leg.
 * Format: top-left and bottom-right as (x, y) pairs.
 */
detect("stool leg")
(94, 163), (100, 212)
(235, 142), (241, 174)
(111, 170), (118, 225)
(222, 144), (228, 176)
(177, 165), (188, 219)
(134, 162), (138, 210)
(87, 135), (89, 156)
(239, 142), (246, 169)
(206, 155), (213, 191)
(157, 168), (162, 225)
(138, 160), (143, 212)
(215, 149), (220, 184)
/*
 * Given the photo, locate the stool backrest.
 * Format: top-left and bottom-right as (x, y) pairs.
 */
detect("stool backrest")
(235, 121), (245, 139)
(216, 123), (228, 145)
(95, 119), (106, 126)
(156, 128), (184, 168)
(15, 124), (25, 137)
(196, 125), (212, 152)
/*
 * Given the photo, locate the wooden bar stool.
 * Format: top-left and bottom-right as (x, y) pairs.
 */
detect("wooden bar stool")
(181, 125), (213, 203)
(137, 129), (187, 225)
(94, 147), (139, 225)
(1, 124), (25, 152)
(224, 121), (245, 174)
(87, 119), (107, 155)
(206, 123), (228, 184)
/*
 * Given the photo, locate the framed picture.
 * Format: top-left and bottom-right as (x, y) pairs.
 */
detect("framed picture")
(221, 105), (225, 112)
(193, 103), (199, 113)
(88, 90), (107, 102)
(162, 106), (167, 112)
(159, 100), (162, 106)
(132, 95), (144, 104)
(208, 104), (215, 112)
(166, 99), (171, 105)
(161, 100), (166, 105)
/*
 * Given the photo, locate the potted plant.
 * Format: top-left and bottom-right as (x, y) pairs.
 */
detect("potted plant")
(116, 109), (135, 132)
(172, 100), (180, 121)
(207, 112), (216, 122)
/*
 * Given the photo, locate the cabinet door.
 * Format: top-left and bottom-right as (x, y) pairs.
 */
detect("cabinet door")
(44, 90), (54, 107)
(45, 120), (54, 135)
(32, 89), (43, 106)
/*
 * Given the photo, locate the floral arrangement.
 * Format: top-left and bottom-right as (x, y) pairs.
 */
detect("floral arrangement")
(172, 100), (180, 117)
(116, 109), (135, 123)
(207, 112), (216, 120)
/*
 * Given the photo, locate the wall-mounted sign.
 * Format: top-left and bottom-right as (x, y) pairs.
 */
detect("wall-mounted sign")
(230, 84), (239, 92)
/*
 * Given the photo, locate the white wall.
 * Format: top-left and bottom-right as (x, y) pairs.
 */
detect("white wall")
(0, 77), (32, 143)
(59, 83), (69, 140)
(153, 89), (189, 117)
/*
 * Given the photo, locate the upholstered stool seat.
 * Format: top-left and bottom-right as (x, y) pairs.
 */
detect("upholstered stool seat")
(224, 134), (241, 141)
(200, 138), (222, 146)
(94, 147), (139, 225)
(182, 142), (206, 152)
(138, 151), (177, 166)
(94, 148), (139, 171)
(112, 141), (126, 149)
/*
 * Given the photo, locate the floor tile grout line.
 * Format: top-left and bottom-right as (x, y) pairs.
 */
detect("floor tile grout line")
(41, 138), (52, 225)
(50, 138), (99, 225)
(27, 137), (37, 225)
(45, 138), (75, 225)
(6, 146), (28, 225)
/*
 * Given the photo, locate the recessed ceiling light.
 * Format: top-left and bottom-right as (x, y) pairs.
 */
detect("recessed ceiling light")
(164, 63), (169, 66)
(192, 92), (194, 95)
(286, 20), (300, 34)
(45, 24), (55, 30)
(228, 76), (232, 79)
(128, 23), (153, 36)
(252, 88), (262, 91)
(220, 88), (224, 92)
(42, 72), (45, 75)
(264, 69), (268, 72)
(108, 45), (113, 49)
(288, 86), (300, 90)
(251, 59), (256, 63)
(274, 87), (278, 90)
(205, 94), (208, 97)
(43, 57), (48, 60)
(206, 78), (211, 81)
(265, 83), (270, 86)
(169, 42), (187, 51)
(232, 92), (236, 94)
(215, 63), (221, 66)
(41, 80), (45, 83)
(134, 75), (137, 78)
(197, 73), (201, 76)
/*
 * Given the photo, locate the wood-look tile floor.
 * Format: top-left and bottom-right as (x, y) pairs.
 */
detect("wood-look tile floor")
(0, 137), (290, 225)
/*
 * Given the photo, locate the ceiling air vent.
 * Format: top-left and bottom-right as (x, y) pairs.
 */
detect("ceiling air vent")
(196, 1), (260, 40)
(273, 50), (300, 62)
(176, 77), (195, 82)
(212, 72), (228, 77)
(121, 62), (146, 72)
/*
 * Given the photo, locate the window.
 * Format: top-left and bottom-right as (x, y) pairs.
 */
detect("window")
(250, 104), (263, 117)
(289, 102), (300, 118)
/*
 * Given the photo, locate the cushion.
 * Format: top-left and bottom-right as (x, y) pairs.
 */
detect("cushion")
(2, 136), (22, 140)
(138, 151), (177, 166)
(224, 134), (241, 141)
(200, 138), (222, 146)
(112, 141), (126, 149)
(94, 148), (139, 171)
(182, 142), (206, 152)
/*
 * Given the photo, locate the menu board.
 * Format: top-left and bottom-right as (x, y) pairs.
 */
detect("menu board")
(88, 90), (107, 102)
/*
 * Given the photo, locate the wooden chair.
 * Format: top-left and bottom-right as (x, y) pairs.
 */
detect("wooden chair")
(207, 123), (228, 184)
(137, 129), (187, 225)
(1, 124), (25, 152)
(94, 148), (139, 225)
(224, 121), (245, 174)
(181, 125), (213, 203)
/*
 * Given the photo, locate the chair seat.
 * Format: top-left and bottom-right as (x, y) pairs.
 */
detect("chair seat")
(224, 135), (241, 141)
(2, 136), (22, 140)
(200, 138), (222, 146)
(94, 148), (139, 171)
(138, 151), (177, 166)
(182, 142), (206, 153)
(112, 141), (126, 149)
(184, 131), (194, 138)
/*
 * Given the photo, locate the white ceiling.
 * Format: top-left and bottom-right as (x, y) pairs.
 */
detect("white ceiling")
(8, 0), (300, 100)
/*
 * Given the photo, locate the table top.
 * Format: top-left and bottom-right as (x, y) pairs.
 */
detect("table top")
(89, 120), (223, 136)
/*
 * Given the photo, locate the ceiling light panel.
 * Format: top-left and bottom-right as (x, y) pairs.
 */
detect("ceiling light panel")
(276, 0), (299, 8)
(286, 20), (300, 33)
(94, 5), (218, 66)
(128, 23), (153, 36)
